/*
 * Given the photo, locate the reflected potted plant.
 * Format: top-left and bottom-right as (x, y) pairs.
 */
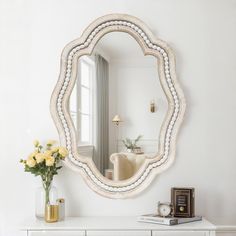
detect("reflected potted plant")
(122, 135), (142, 153)
(20, 140), (68, 221)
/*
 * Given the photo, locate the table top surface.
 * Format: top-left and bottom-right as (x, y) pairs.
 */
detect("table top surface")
(21, 216), (216, 231)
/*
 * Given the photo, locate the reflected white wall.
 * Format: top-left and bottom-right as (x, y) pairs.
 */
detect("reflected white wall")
(109, 58), (167, 155)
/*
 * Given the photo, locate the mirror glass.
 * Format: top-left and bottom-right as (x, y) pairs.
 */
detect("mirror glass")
(69, 32), (168, 181)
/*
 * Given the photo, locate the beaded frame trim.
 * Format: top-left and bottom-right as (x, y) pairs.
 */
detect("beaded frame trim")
(51, 14), (185, 198)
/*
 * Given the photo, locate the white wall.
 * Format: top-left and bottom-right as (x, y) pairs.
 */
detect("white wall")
(0, 0), (236, 235)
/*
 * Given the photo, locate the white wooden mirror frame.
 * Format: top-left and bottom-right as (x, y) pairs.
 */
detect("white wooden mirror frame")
(50, 14), (186, 198)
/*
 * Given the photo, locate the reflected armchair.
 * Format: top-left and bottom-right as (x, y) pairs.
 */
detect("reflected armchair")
(110, 153), (146, 181)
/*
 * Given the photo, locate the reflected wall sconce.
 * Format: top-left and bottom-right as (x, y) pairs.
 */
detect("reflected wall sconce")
(112, 115), (123, 126)
(150, 100), (156, 113)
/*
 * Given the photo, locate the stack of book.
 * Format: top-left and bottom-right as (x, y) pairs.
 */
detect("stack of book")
(137, 214), (202, 226)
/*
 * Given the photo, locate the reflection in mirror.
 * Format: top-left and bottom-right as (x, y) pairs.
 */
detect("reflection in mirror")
(70, 32), (168, 181)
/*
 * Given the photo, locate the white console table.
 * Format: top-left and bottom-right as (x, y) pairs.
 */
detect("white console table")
(21, 217), (216, 236)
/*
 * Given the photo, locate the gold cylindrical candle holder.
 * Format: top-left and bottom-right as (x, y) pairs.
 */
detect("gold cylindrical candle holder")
(45, 204), (59, 223)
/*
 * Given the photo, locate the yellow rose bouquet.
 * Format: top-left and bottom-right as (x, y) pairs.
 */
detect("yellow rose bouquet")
(20, 140), (68, 206)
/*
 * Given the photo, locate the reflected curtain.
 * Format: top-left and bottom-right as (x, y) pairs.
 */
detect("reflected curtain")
(94, 54), (109, 175)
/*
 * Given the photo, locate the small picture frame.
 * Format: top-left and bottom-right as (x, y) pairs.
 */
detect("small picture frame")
(171, 187), (195, 218)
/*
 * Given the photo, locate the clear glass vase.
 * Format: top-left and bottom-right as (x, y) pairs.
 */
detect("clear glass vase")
(35, 182), (58, 220)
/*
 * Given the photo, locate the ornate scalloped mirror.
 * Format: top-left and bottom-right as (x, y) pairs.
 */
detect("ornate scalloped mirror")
(51, 14), (186, 198)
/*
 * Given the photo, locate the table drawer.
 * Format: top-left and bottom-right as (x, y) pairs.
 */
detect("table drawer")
(87, 231), (151, 236)
(152, 231), (208, 236)
(28, 231), (85, 236)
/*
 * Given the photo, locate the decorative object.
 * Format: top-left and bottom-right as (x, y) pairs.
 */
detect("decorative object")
(133, 147), (143, 154)
(150, 100), (156, 113)
(112, 114), (122, 152)
(45, 204), (59, 223)
(20, 140), (68, 220)
(57, 198), (65, 221)
(50, 14), (186, 198)
(157, 201), (173, 217)
(35, 184), (58, 219)
(171, 187), (195, 218)
(112, 114), (123, 126)
(122, 135), (142, 152)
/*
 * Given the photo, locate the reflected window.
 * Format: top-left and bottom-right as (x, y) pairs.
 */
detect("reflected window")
(70, 57), (95, 145)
